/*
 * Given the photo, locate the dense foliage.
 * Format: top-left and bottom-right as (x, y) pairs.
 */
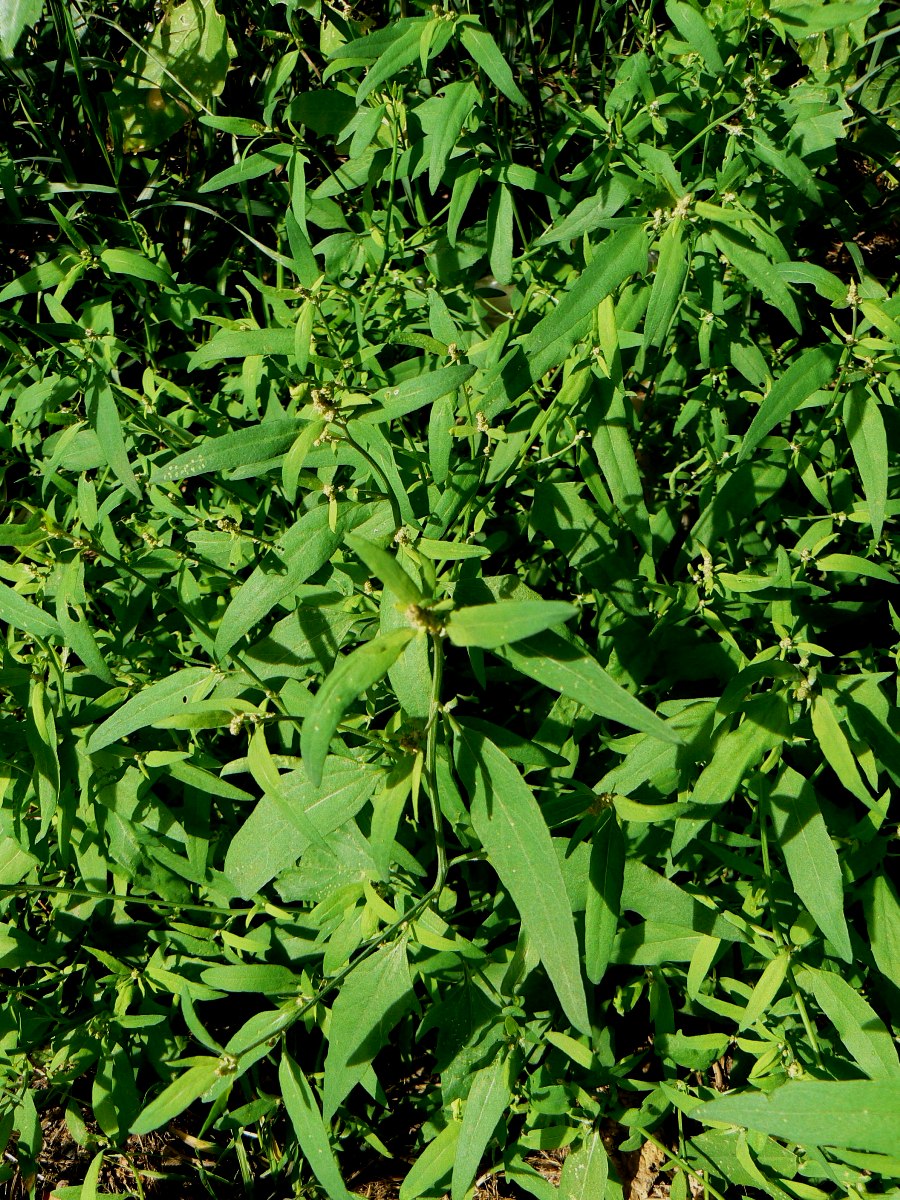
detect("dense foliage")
(1, 0), (899, 1196)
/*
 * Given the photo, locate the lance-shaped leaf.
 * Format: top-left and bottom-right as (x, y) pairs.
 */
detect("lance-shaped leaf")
(768, 766), (852, 962)
(585, 809), (624, 984)
(559, 1129), (609, 1200)
(811, 692), (873, 805)
(796, 967), (900, 1080)
(400, 1120), (462, 1200)
(428, 81), (478, 193)
(446, 600), (576, 649)
(711, 224), (802, 332)
(130, 1058), (223, 1136)
(345, 533), (424, 605)
(0, 581), (61, 641)
(844, 386), (887, 541)
(247, 724), (332, 856)
(495, 632), (679, 742)
(697, 1081), (900, 1155)
(151, 418), (305, 482)
(865, 876), (900, 989)
(215, 502), (345, 659)
(280, 1054), (354, 1200)
(737, 346), (841, 462)
(452, 1053), (515, 1200)
(322, 938), (414, 1119)
(87, 666), (213, 752)
(665, 0), (724, 73)
(454, 727), (590, 1034)
(359, 364), (475, 424)
(88, 374), (140, 498)
(302, 629), (415, 787)
(459, 25), (526, 106)
(188, 327), (295, 369)
(522, 226), (648, 379)
(0, 0), (45, 57)
(225, 756), (380, 896)
(356, 19), (429, 104)
(643, 217), (689, 349)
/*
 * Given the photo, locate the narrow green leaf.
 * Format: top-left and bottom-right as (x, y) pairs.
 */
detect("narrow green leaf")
(589, 383), (653, 553)
(248, 723), (332, 856)
(797, 967), (900, 1080)
(447, 600), (575, 649)
(711, 225), (802, 333)
(536, 176), (633, 246)
(428, 81), (478, 193)
(865, 876), (900, 989)
(215, 502), (345, 658)
(681, 694), (788, 823)
(0, 581), (62, 640)
(88, 374), (140, 498)
(459, 25), (526, 106)
(0, 0), (45, 57)
(559, 1129), (609, 1200)
(225, 757), (380, 896)
(200, 964), (298, 993)
(100, 247), (173, 287)
(737, 346), (841, 462)
(55, 597), (114, 683)
(282, 418), (325, 505)
(454, 728), (590, 1034)
(448, 164), (479, 246)
(488, 184), (514, 286)
(816, 553), (897, 582)
(323, 938), (414, 1119)
(279, 1054), (354, 1200)
(359, 364), (475, 424)
(665, 1), (724, 72)
(188, 326), (296, 369)
(428, 393), (454, 486)
(79, 1150), (104, 1200)
(152, 418), (305, 482)
(768, 766), (852, 962)
(738, 952), (790, 1032)
(346, 533), (424, 605)
(356, 20), (428, 104)
(198, 147), (290, 193)
(697, 1081), (900, 1154)
(451, 1055), (513, 1200)
(585, 809), (624, 984)
(811, 692), (873, 805)
(0, 837), (37, 886)
(294, 297), (315, 375)
(0, 256), (69, 300)
(643, 217), (688, 349)
(87, 666), (212, 753)
(130, 1059), (222, 1136)
(495, 632), (679, 742)
(302, 629), (415, 787)
(844, 387), (888, 541)
(622, 861), (745, 941)
(416, 538), (489, 561)
(768, 0), (881, 34)
(400, 1120), (462, 1200)
(522, 226), (648, 374)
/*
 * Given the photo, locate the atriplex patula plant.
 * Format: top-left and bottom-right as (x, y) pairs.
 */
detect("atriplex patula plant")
(0, 0), (899, 1196)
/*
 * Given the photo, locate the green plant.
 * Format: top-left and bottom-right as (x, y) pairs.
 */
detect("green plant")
(1, 1), (899, 1197)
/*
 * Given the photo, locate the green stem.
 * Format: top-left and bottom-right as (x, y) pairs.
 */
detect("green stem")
(0, 882), (241, 917)
(361, 86), (402, 323)
(426, 635), (448, 891)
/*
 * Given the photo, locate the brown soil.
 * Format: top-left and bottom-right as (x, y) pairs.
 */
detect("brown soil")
(5, 1102), (680, 1200)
